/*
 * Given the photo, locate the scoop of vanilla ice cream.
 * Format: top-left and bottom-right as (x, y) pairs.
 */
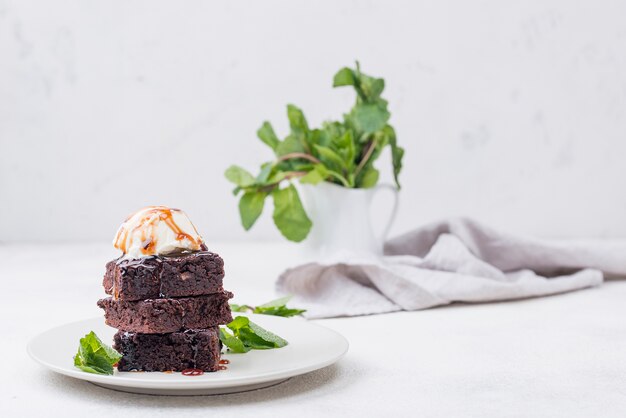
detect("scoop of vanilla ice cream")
(113, 206), (205, 259)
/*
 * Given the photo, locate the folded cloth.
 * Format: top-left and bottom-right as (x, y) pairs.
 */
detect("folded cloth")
(276, 218), (626, 318)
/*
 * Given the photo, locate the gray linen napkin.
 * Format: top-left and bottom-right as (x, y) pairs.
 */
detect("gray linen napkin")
(276, 218), (626, 318)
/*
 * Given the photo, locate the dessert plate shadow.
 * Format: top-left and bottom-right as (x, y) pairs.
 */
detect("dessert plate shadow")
(27, 313), (349, 396)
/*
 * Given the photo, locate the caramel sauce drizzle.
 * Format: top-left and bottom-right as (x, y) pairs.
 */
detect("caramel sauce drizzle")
(113, 206), (203, 256)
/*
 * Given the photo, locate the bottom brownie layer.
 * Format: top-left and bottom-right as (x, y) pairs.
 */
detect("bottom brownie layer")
(113, 328), (222, 372)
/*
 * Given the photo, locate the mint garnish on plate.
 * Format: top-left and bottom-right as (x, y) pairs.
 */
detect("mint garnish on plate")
(73, 331), (122, 375)
(230, 295), (306, 317)
(220, 316), (288, 353)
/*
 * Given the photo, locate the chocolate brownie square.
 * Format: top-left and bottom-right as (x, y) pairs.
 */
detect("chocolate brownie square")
(114, 328), (222, 372)
(103, 251), (224, 301)
(97, 291), (233, 334)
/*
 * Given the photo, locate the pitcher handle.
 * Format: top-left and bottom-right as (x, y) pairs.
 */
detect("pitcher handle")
(372, 183), (399, 244)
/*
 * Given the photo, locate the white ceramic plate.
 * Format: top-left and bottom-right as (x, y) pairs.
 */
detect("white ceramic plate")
(28, 314), (348, 395)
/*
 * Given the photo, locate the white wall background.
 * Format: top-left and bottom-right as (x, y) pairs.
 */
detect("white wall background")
(1, 0), (625, 243)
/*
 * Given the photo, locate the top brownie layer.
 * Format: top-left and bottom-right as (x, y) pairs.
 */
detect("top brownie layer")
(103, 251), (224, 301)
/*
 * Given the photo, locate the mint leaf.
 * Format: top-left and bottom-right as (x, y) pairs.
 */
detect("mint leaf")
(287, 104), (309, 135)
(358, 76), (385, 102)
(238, 191), (266, 230)
(286, 104), (311, 154)
(229, 303), (252, 312)
(313, 144), (346, 172)
(73, 331), (122, 375)
(75, 364), (110, 374)
(358, 167), (379, 188)
(257, 296), (292, 309)
(350, 102), (390, 134)
(385, 125), (404, 188)
(81, 331), (121, 364)
(253, 306), (306, 317)
(272, 185), (312, 242)
(332, 130), (356, 169)
(299, 164), (329, 185)
(221, 315), (289, 353)
(227, 315), (251, 331)
(256, 162), (274, 184)
(333, 67), (355, 87)
(232, 296), (307, 318)
(225, 165), (255, 187)
(257, 121), (280, 151)
(276, 135), (306, 156)
(219, 328), (250, 353)
(247, 321), (288, 348)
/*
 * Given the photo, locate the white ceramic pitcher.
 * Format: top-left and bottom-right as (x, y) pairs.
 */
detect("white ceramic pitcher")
(299, 181), (399, 260)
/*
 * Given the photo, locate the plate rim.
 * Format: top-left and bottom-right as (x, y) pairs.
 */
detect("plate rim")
(27, 315), (349, 390)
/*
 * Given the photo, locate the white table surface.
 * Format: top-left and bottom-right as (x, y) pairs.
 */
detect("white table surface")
(1, 242), (625, 417)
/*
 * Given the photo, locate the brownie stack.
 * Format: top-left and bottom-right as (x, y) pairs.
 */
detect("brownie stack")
(97, 251), (233, 372)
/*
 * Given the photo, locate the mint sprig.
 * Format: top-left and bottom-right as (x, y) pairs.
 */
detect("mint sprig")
(225, 62), (404, 242)
(220, 316), (288, 353)
(73, 331), (122, 375)
(230, 295), (306, 318)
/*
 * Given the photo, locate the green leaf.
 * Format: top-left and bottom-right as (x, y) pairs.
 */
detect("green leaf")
(276, 135), (306, 156)
(253, 306), (307, 317)
(227, 315), (251, 332)
(271, 185), (312, 242)
(237, 327), (277, 349)
(75, 364), (110, 374)
(233, 296), (307, 317)
(238, 191), (266, 230)
(219, 328), (250, 353)
(332, 130), (356, 169)
(287, 104), (309, 134)
(299, 164), (329, 185)
(229, 303), (251, 312)
(257, 295), (292, 308)
(286, 104), (311, 154)
(73, 331), (122, 375)
(225, 165), (255, 187)
(384, 125), (404, 188)
(309, 128), (331, 148)
(313, 144), (346, 172)
(335, 62), (385, 103)
(81, 331), (122, 364)
(221, 315), (289, 352)
(359, 76), (385, 101)
(350, 103), (390, 134)
(257, 122), (280, 151)
(359, 167), (379, 188)
(256, 162), (274, 184)
(245, 321), (288, 348)
(333, 67), (355, 87)
(267, 170), (287, 184)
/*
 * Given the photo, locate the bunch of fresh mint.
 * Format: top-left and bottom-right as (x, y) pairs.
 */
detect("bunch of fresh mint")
(225, 62), (404, 242)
